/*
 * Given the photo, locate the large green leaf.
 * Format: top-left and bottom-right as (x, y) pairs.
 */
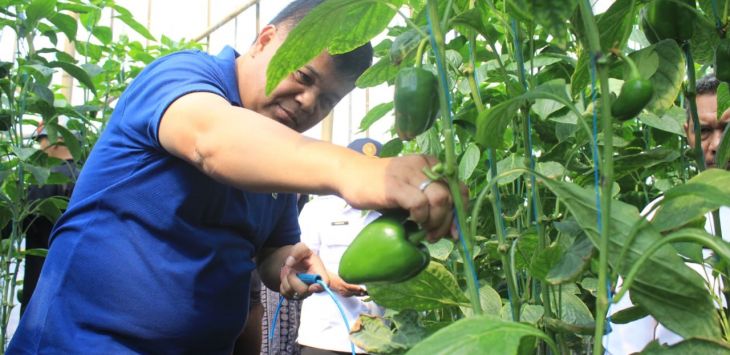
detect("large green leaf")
(477, 80), (578, 149)
(113, 3), (155, 42)
(56, 124), (82, 161)
(461, 283), (502, 317)
(48, 61), (96, 95)
(641, 337), (730, 354)
(25, 0), (57, 27)
(266, 0), (402, 94)
(653, 169), (730, 231)
(457, 143), (480, 180)
(405, 315), (557, 355)
(538, 178), (721, 339)
(358, 101), (393, 132)
(546, 234), (594, 284)
(48, 13), (77, 41)
(350, 315), (409, 354)
(691, 1), (723, 65)
(355, 55), (400, 88)
(571, 0), (637, 97)
(638, 106), (686, 136)
(556, 292), (594, 328)
(366, 262), (469, 311)
(631, 40), (685, 115)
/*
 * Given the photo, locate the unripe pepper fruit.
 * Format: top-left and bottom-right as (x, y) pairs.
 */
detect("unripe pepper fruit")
(715, 38), (730, 83)
(642, 0), (696, 44)
(339, 212), (430, 284)
(394, 67), (440, 141)
(611, 51), (655, 121)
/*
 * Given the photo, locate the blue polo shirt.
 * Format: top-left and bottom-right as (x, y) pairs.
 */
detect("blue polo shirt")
(8, 46), (300, 354)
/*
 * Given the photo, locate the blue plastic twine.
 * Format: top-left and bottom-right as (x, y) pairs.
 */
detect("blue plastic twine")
(269, 281), (356, 355)
(426, 1), (481, 295)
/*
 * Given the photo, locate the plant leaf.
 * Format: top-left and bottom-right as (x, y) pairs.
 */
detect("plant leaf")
(538, 177), (721, 339)
(546, 234), (594, 284)
(366, 262), (469, 311)
(571, 0), (637, 97)
(266, 0), (401, 94)
(458, 143), (480, 180)
(358, 102), (393, 132)
(48, 61), (96, 95)
(634, 40), (686, 115)
(405, 315), (557, 355)
(48, 13), (78, 41)
(653, 169), (730, 231)
(26, 0), (57, 27)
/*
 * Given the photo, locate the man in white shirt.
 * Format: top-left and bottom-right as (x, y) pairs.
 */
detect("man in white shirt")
(604, 74), (730, 353)
(297, 138), (386, 355)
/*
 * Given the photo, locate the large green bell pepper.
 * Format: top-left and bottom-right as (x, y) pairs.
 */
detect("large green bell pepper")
(394, 67), (439, 141)
(338, 213), (430, 284)
(716, 38), (730, 83)
(642, 0), (696, 44)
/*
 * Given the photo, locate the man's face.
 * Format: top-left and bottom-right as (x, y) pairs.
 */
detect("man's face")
(239, 25), (355, 133)
(685, 94), (730, 169)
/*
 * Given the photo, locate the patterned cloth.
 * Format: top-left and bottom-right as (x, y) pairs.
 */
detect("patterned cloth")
(260, 285), (302, 355)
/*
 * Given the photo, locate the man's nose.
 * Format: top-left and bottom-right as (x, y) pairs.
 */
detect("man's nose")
(708, 129), (724, 156)
(296, 89), (318, 114)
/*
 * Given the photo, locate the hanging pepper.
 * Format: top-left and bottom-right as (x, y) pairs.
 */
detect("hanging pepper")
(611, 51), (655, 121)
(338, 212), (430, 284)
(394, 67), (440, 141)
(715, 38), (730, 83)
(642, 0), (696, 44)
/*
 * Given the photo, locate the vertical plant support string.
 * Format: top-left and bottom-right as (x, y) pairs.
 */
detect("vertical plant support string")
(425, 0), (482, 315)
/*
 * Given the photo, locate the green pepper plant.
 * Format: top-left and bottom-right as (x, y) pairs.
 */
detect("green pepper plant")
(267, 0), (730, 353)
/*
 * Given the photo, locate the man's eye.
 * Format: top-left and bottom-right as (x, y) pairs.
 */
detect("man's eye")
(296, 70), (314, 85)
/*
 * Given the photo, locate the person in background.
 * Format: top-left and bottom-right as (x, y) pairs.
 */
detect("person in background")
(297, 137), (386, 355)
(9, 0), (454, 353)
(604, 74), (730, 353)
(19, 126), (80, 314)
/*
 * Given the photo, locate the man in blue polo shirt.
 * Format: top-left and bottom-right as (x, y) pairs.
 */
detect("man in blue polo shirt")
(8, 0), (455, 353)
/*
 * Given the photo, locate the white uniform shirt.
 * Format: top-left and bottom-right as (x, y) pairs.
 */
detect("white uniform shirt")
(603, 198), (730, 354)
(296, 195), (386, 353)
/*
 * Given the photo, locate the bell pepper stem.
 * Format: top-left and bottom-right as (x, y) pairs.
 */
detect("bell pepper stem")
(611, 48), (642, 80)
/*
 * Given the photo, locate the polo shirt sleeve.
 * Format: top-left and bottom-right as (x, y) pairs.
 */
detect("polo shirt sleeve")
(116, 50), (229, 151)
(264, 194), (301, 248)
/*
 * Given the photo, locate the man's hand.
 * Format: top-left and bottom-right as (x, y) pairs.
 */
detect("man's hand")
(278, 242), (329, 300)
(327, 271), (367, 298)
(339, 155), (463, 243)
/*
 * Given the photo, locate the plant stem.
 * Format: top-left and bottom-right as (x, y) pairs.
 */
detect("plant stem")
(683, 42), (706, 171)
(510, 17), (553, 331)
(426, 0), (482, 315)
(578, 1), (613, 354)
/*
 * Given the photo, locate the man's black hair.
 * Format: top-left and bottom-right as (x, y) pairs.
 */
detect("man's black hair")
(686, 74), (720, 121)
(696, 73), (720, 96)
(269, 0), (373, 81)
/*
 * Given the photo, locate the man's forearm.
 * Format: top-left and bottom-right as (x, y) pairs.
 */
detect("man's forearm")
(256, 245), (294, 292)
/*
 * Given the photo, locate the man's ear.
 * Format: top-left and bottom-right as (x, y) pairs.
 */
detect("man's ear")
(684, 120), (690, 136)
(252, 24), (279, 55)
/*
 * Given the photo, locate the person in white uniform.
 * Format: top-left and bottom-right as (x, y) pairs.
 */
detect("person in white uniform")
(297, 138), (386, 355)
(604, 74), (730, 354)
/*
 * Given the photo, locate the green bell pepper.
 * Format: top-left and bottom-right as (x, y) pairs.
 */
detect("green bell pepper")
(611, 78), (654, 121)
(394, 67), (439, 141)
(339, 213), (430, 284)
(611, 51), (655, 121)
(642, 0), (696, 44)
(716, 38), (730, 83)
